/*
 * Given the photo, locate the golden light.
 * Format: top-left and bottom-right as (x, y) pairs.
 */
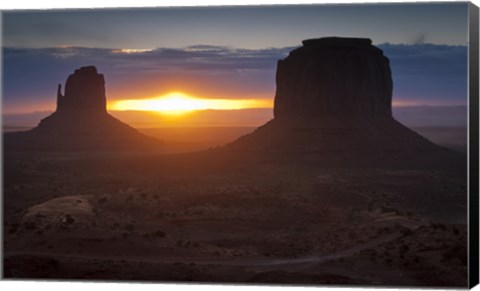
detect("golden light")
(112, 49), (153, 54)
(110, 92), (273, 115)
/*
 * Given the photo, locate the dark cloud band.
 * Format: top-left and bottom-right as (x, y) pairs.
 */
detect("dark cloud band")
(2, 43), (467, 112)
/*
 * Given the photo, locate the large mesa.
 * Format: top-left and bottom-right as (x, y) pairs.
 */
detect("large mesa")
(35, 66), (113, 133)
(274, 37), (393, 121)
(227, 37), (447, 160)
(6, 66), (160, 151)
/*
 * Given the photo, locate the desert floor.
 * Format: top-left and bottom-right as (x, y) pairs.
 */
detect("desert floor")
(3, 129), (468, 287)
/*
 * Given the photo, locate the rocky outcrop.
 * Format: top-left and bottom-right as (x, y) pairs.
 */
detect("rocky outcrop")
(56, 66), (107, 114)
(6, 66), (160, 151)
(274, 37), (392, 121)
(226, 37), (448, 161)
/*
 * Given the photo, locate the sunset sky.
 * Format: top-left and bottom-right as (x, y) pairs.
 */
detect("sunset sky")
(2, 2), (470, 127)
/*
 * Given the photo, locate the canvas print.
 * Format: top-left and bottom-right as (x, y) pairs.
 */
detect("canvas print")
(1, 2), (478, 288)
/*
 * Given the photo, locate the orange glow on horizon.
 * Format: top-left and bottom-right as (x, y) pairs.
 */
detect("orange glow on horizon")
(109, 92), (273, 115)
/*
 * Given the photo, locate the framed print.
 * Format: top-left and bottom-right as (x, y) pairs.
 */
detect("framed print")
(1, 1), (479, 289)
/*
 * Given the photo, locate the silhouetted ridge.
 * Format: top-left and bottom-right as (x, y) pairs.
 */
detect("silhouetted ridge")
(5, 66), (161, 151)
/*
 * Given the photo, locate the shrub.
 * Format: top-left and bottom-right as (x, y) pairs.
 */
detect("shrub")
(24, 221), (37, 230)
(65, 215), (75, 224)
(153, 230), (166, 238)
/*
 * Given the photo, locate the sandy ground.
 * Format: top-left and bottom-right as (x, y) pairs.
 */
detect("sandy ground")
(3, 145), (468, 287)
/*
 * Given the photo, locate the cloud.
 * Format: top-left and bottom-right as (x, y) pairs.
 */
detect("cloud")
(410, 33), (427, 45)
(5, 45), (293, 72)
(379, 43), (467, 75)
(378, 43), (467, 103)
(3, 45), (295, 112)
(2, 43), (467, 114)
(393, 105), (467, 127)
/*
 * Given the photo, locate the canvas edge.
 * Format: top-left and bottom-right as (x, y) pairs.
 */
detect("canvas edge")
(0, 10), (5, 281)
(468, 1), (480, 289)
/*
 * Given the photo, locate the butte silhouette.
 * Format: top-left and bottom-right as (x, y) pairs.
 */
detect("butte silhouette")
(226, 37), (453, 162)
(5, 66), (160, 151)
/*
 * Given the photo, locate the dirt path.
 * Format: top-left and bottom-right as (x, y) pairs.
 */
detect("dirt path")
(255, 232), (400, 266)
(4, 232), (401, 268)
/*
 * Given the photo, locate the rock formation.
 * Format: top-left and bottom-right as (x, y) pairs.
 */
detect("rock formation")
(6, 66), (160, 151)
(274, 37), (392, 120)
(56, 66), (107, 114)
(226, 37), (448, 161)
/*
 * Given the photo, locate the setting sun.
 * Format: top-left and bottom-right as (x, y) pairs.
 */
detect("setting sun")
(109, 92), (273, 115)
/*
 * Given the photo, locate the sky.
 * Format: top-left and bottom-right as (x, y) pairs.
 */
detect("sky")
(1, 2), (470, 127)
(3, 3), (469, 48)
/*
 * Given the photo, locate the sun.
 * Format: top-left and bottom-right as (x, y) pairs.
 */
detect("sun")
(142, 92), (209, 114)
(110, 92), (272, 115)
